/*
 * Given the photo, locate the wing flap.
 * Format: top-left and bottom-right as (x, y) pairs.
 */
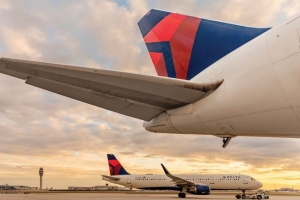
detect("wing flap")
(0, 58), (223, 121)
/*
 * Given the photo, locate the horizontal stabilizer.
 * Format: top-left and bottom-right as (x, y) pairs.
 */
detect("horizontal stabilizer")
(0, 58), (223, 121)
(102, 175), (120, 181)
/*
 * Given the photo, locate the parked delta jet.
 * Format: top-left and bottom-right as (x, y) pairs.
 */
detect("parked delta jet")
(0, 9), (300, 147)
(102, 154), (262, 198)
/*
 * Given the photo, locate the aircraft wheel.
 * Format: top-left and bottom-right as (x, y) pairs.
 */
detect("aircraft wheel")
(236, 194), (241, 199)
(178, 193), (186, 198)
(242, 194), (246, 199)
(257, 195), (262, 200)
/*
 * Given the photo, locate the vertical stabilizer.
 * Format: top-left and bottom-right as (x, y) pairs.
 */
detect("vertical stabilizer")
(138, 9), (270, 80)
(107, 154), (130, 176)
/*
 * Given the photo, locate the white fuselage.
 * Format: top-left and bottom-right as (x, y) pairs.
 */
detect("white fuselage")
(144, 13), (300, 138)
(103, 174), (262, 190)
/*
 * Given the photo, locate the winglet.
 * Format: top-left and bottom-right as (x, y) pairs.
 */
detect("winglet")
(161, 163), (196, 186)
(161, 164), (170, 175)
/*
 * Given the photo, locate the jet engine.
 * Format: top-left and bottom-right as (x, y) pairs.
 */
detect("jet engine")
(186, 185), (210, 195)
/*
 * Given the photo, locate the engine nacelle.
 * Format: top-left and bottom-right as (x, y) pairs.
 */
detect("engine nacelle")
(187, 185), (210, 195)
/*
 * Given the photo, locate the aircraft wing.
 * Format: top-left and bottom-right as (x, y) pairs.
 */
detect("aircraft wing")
(101, 175), (120, 181)
(0, 58), (223, 121)
(161, 164), (206, 187)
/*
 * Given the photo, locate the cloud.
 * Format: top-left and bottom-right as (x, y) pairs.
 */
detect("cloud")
(0, 0), (299, 189)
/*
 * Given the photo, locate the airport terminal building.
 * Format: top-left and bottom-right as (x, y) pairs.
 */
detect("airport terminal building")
(0, 185), (38, 190)
(68, 185), (130, 191)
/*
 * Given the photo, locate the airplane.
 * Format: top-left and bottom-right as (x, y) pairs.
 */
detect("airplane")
(1, 9), (300, 147)
(102, 154), (263, 198)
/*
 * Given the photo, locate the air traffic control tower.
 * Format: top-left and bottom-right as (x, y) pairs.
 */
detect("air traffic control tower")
(39, 167), (44, 190)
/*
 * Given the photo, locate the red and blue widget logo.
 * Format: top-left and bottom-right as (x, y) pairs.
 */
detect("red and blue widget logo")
(109, 159), (122, 175)
(139, 10), (200, 80)
(138, 9), (270, 80)
(107, 154), (129, 176)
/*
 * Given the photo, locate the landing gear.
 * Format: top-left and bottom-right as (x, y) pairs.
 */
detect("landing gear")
(235, 194), (246, 199)
(222, 137), (232, 148)
(235, 190), (246, 199)
(178, 192), (186, 198)
(242, 190), (246, 199)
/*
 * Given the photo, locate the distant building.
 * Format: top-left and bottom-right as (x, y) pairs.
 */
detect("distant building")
(13, 186), (38, 190)
(68, 185), (126, 191)
(0, 185), (14, 190)
(0, 185), (38, 190)
(93, 185), (120, 190)
(68, 186), (92, 191)
(280, 188), (294, 192)
(273, 188), (298, 192)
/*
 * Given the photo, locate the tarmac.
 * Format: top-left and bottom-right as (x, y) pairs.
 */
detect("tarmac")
(1, 193), (300, 200)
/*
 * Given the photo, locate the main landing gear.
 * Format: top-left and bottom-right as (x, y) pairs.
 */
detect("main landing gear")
(222, 137), (232, 148)
(178, 188), (186, 198)
(178, 192), (186, 198)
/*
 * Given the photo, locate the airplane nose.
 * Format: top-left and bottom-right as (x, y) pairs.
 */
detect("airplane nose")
(258, 181), (263, 188)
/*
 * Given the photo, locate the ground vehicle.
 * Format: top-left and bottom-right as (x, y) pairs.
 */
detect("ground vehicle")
(236, 191), (269, 199)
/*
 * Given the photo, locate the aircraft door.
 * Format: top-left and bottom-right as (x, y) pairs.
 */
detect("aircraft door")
(243, 178), (248, 184)
(210, 177), (214, 184)
(127, 176), (131, 184)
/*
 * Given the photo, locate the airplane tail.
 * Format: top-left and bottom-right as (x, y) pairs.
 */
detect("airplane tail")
(107, 154), (130, 176)
(138, 9), (270, 80)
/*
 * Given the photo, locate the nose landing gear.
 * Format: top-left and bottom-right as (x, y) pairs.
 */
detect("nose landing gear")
(235, 190), (246, 199)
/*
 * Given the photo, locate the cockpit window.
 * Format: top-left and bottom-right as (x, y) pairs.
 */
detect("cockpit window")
(251, 178), (256, 181)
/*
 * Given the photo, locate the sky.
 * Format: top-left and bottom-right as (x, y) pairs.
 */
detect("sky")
(0, 0), (300, 190)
